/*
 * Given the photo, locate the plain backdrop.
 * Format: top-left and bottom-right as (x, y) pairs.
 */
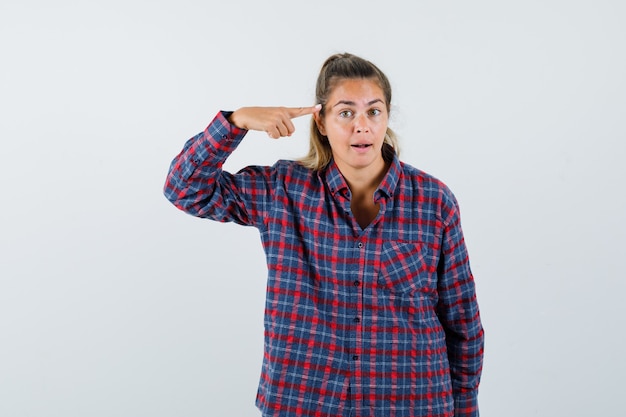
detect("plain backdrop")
(1, 1), (624, 416)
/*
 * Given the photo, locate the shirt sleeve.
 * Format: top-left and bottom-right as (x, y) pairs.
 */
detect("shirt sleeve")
(436, 191), (485, 417)
(163, 111), (273, 228)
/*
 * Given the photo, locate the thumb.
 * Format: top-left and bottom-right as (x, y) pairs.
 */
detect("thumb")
(287, 104), (322, 119)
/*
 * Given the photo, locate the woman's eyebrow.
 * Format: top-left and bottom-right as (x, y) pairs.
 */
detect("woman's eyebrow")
(332, 98), (384, 108)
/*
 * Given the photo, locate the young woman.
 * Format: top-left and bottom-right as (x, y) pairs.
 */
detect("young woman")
(164, 53), (484, 417)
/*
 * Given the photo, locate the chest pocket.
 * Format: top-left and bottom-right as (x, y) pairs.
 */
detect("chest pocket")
(377, 240), (439, 295)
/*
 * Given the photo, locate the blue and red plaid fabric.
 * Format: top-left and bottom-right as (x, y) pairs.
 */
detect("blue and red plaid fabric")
(164, 111), (484, 417)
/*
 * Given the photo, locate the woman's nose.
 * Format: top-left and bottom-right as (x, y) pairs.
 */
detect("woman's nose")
(354, 114), (370, 133)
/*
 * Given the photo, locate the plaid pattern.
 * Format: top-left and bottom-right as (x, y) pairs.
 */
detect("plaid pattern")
(164, 112), (484, 417)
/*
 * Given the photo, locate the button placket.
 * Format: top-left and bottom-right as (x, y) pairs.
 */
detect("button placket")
(349, 239), (364, 367)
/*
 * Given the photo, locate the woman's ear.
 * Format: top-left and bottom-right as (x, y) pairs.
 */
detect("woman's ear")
(314, 112), (326, 136)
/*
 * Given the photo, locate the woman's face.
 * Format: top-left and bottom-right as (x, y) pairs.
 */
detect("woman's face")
(315, 78), (389, 181)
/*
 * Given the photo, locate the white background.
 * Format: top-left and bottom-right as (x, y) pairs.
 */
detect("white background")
(1, 1), (624, 416)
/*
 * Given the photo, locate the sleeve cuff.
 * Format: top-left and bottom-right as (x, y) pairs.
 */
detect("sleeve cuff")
(454, 391), (479, 417)
(176, 111), (248, 180)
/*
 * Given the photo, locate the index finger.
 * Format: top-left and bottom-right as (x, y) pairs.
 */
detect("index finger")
(287, 104), (322, 119)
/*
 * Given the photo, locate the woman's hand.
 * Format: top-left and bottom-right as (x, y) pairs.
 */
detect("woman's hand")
(230, 105), (321, 139)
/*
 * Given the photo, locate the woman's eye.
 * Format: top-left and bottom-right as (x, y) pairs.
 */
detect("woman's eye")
(369, 108), (381, 116)
(339, 110), (353, 118)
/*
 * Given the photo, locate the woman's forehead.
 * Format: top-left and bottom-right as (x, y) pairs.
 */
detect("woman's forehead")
(327, 78), (385, 105)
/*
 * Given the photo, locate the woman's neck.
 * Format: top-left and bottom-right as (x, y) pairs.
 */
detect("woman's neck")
(341, 160), (390, 198)
(341, 161), (390, 229)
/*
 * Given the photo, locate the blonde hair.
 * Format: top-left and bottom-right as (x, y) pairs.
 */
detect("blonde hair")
(299, 53), (399, 170)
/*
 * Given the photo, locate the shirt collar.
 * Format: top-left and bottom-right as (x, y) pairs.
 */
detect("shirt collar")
(323, 155), (401, 201)
(324, 161), (349, 197)
(377, 155), (401, 200)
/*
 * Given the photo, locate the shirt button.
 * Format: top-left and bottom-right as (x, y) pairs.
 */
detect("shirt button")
(353, 317), (360, 323)
(353, 280), (360, 287)
(352, 355), (359, 360)
(357, 242), (363, 248)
